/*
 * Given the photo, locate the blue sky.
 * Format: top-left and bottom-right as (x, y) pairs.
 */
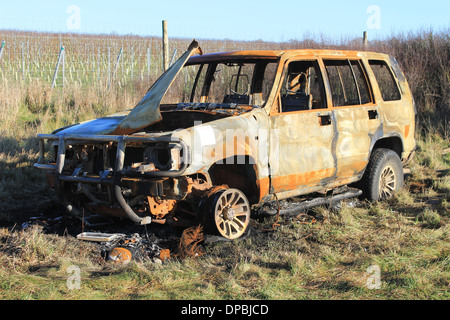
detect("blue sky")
(0, 0), (448, 42)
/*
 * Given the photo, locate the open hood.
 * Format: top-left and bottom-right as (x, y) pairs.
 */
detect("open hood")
(108, 40), (203, 135)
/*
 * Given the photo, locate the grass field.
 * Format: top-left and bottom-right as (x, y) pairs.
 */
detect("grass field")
(0, 29), (448, 301)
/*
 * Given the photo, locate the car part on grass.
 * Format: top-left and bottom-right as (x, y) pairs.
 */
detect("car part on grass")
(77, 232), (169, 264)
(77, 232), (125, 242)
(108, 247), (133, 264)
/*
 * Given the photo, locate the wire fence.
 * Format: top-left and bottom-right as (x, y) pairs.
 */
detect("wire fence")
(0, 30), (370, 91)
(0, 32), (177, 88)
(0, 31), (297, 90)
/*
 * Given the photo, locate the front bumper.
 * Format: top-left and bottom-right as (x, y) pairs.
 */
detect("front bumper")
(34, 133), (189, 225)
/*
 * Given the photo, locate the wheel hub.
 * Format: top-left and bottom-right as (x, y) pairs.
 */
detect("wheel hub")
(222, 206), (236, 221)
(209, 188), (251, 240)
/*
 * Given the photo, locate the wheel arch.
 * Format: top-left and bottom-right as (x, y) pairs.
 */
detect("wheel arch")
(370, 135), (404, 160)
(207, 155), (259, 205)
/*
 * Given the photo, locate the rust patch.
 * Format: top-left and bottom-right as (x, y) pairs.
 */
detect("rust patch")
(271, 168), (335, 192)
(159, 249), (171, 261)
(147, 196), (177, 219)
(257, 177), (270, 201)
(405, 124), (410, 138)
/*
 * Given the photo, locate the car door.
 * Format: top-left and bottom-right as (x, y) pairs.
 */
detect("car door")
(268, 58), (337, 196)
(323, 58), (382, 184)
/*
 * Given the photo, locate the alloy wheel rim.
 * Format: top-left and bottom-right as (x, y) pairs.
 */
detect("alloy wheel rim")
(379, 165), (396, 199)
(214, 189), (250, 239)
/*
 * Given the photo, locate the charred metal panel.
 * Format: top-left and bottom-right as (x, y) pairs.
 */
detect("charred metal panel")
(333, 105), (382, 181)
(268, 110), (336, 194)
(170, 108), (266, 176)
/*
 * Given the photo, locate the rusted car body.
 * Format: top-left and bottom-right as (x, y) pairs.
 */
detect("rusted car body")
(35, 41), (416, 239)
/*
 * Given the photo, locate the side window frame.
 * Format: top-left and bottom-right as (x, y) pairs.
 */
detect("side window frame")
(323, 58), (374, 108)
(368, 59), (402, 102)
(276, 58), (328, 114)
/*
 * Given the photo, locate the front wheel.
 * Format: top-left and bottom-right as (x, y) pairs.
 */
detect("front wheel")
(360, 148), (404, 201)
(201, 188), (251, 240)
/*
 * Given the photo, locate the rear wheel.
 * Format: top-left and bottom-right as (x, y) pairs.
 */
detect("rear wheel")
(202, 188), (251, 240)
(360, 148), (404, 201)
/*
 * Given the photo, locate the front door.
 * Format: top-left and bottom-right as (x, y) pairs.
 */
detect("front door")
(268, 59), (337, 196)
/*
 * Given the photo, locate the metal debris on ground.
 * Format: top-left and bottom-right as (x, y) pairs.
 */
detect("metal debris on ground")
(21, 216), (64, 230)
(291, 213), (318, 225)
(77, 232), (125, 242)
(77, 231), (169, 264)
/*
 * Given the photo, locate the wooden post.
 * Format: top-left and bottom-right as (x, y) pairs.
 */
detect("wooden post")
(363, 31), (368, 48)
(162, 20), (169, 71)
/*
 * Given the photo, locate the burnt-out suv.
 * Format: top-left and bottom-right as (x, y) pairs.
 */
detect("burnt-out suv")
(35, 40), (416, 239)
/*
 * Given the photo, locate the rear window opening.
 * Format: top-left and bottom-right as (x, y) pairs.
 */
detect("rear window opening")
(369, 60), (402, 101)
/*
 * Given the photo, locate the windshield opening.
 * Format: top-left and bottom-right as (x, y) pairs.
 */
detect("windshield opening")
(161, 59), (278, 107)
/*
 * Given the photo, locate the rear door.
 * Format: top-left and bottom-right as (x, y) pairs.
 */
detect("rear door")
(323, 58), (381, 184)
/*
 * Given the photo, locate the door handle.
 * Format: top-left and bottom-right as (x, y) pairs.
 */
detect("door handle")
(318, 114), (332, 126)
(368, 109), (378, 119)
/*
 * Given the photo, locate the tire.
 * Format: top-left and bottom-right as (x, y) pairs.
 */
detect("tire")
(200, 188), (251, 240)
(360, 148), (404, 201)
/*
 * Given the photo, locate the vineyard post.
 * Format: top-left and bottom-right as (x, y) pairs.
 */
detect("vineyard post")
(62, 45), (65, 88)
(52, 45), (65, 88)
(21, 42), (25, 81)
(97, 49), (100, 83)
(162, 20), (169, 71)
(110, 47), (123, 88)
(0, 41), (4, 80)
(0, 40), (5, 62)
(131, 46), (134, 80)
(92, 44), (95, 81)
(108, 46), (111, 87)
(147, 45), (151, 82)
(169, 48), (177, 67)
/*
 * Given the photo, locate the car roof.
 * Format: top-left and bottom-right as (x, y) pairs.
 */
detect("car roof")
(187, 49), (389, 64)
